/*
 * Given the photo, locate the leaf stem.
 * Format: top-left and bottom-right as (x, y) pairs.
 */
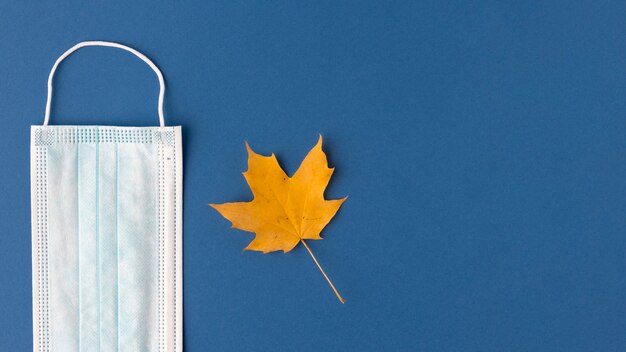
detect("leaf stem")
(300, 239), (346, 304)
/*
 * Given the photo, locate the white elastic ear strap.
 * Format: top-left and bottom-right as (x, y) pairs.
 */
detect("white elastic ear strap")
(44, 41), (166, 127)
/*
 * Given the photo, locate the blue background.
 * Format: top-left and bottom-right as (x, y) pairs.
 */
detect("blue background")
(1, 1), (625, 351)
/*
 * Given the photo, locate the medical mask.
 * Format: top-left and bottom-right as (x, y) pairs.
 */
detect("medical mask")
(30, 41), (183, 352)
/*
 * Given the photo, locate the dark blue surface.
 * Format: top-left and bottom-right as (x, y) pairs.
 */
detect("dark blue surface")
(1, 1), (626, 351)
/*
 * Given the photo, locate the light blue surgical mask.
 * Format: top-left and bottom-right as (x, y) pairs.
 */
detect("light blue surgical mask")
(31, 41), (183, 352)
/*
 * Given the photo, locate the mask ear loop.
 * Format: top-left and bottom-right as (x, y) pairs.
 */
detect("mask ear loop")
(43, 41), (166, 127)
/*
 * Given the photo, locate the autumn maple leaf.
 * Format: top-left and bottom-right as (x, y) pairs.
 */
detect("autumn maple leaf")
(210, 135), (347, 302)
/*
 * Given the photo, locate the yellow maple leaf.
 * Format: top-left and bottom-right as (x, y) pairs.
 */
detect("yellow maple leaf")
(210, 135), (347, 302)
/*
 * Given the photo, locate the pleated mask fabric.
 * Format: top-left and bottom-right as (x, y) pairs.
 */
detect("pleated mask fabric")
(30, 41), (183, 352)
